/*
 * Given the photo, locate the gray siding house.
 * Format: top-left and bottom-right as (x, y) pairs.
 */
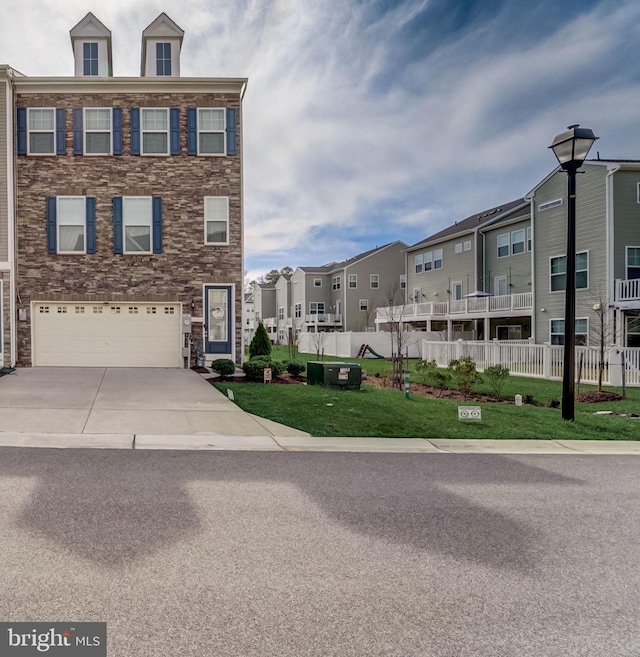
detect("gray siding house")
(391, 200), (533, 340)
(528, 160), (640, 347)
(286, 241), (407, 339)
(253, 282), (276, 342)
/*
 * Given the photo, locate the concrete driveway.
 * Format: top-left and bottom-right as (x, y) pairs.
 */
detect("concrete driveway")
(0, 368), (307, 439)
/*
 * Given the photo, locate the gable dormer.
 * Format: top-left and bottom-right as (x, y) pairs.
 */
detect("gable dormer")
(141, 13), (184, 77)
(70, 12), (113, 77)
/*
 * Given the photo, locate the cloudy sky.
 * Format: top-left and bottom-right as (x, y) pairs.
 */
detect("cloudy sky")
(1, 0), (639, 280)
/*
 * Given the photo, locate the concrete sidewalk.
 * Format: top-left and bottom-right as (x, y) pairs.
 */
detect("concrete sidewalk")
(0, 432), (639, 453)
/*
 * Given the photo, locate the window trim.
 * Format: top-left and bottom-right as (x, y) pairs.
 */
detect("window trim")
(294, 303), (302, 318)
(309, 301), (325, 314)
(122, 196), (153, 255)
(526, 226), (532, 252)
(27, 107), (56, 156)
(511, 228), (526, 255)
(454, 242), (462, 254)
(424, 252), (432, 272)
(549, 251), (589, 293)
(359, 299), (369, 311)
(433, 248), (443, 270)
(370, 274), (379, 289)
(204, 196), (230, 246)
(56, 196), (87, 255)
(313, 278), (322, 287)
(497, 233), (510, 258)
(83, 42), (99, 76)
(415, 253), (423, 273)
(83, 107), (112, 156)
(197, 107), (226, 156)
(550, 318), (589, 346)
(626, 245), (640, 279)
(400, 275), (406, 289)
(494, 275), (508, 296)
(156, 42), (172, 76)
(141, 107), (170, 156)
(348, 274), (357, 289)
(463, 240), (472, 251)
(332, 275), (341, 291)
(278, 307), (284, 321)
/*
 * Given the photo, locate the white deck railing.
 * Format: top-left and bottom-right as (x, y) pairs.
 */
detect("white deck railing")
(616, 278), (640, 302)
(376, 292), (533, 322)
(305, 313), (342, 324)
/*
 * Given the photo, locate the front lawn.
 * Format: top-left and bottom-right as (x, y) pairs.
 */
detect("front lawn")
(213, 377), (640, 440)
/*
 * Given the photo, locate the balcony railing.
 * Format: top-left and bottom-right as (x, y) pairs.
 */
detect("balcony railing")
(305, 313), (342, 324)
(375, 292), (533, 323)
(263, 317), (277, 328)
(616, 278), (640, 302)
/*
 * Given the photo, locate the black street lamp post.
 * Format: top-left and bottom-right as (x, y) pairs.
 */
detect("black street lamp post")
(548, 125), (598, 421)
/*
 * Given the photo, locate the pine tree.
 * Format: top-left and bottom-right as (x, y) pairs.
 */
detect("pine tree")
(249, 322), (272, 358)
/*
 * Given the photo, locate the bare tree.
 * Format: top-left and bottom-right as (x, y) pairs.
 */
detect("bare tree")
(309, 331), (326, 361)
(286, 320), (302, 360)
(585, 287), (616, 392)
(382, 282), (411, 387)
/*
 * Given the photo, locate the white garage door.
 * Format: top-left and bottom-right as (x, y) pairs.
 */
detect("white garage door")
(32, 302), (182, 367)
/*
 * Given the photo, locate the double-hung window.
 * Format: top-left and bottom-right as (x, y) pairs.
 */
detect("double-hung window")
(424, 252), (432, 271)
(46, 196), (96, 255)
(314, 279), (322, 287)
(550, 318), (588, 346)
(332, 276), (341, 291)
(348, 274), (357, 288)
(84, 108), (112, 155)
(204, 197), (229, 245)
(141, 109), (169, 155)
(433, 249), (443, 270)
(415, 253), (423, 273)
(627, 247), (640, 279)
(198, 109), (225, 155)
(156, 43), (172, 76)
(511, 229), (525, 255)
(359, 299), (369, 311)
(278, 307), (284, 321)
(400, 275), (406, 289)
(497, 233), (510, 258)
(83, 43), (98, 76)
(526, 227), (532, 252)
(57, 197), (86, 253)
(28, 108), (56, 155)
(309, 302), (325, 314)
(370, 274), (379, 289)
(294, 303), (302, 318)
(123, 197), (153, 254)
(550, 252), (589, 291)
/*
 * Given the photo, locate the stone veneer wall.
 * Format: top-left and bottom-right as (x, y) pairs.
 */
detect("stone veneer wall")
(15, 91), (243, 366)
(1, 272), (9, 366)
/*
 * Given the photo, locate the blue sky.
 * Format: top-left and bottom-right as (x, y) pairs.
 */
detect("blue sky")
(1, 0), (639, 281)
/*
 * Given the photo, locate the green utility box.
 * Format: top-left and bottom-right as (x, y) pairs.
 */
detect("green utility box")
(307, 362), (362, 390)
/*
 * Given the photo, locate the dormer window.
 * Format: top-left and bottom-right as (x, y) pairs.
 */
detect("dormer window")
(83, 43), (98, 76)
(156, 43), (172, 76)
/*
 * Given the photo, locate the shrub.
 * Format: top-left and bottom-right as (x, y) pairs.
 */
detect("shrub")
(286, 360), (305, 377)
(484, 364), (510, 397)
(249, 323), (272, 359)
(242, 357), (284, 380)
(415, 359), (451, 396)
(549, 399), (560, 409)
(211, 358), (236, 378)
(448, 356), (480, 398)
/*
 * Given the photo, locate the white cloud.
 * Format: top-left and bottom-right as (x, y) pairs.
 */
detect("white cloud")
(2, 0), (640, 278)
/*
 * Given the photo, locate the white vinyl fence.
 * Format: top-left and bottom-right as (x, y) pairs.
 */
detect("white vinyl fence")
(297, 331), (424, 359)
(421, 340), (640, 387)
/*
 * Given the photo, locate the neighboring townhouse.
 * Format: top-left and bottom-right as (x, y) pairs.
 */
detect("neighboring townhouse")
(527, 160), (640, 348)
(0, 65), (17, 367)
(253, 282), (276, 342)
(286, 241), (407, 338)
(242, 289), (255, 346)
(12, 12), (246, 366)
(393, 200), (533, 340)
(275, 273), (291, 344)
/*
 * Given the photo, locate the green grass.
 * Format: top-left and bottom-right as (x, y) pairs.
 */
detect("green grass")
(214, 372), (640, 440)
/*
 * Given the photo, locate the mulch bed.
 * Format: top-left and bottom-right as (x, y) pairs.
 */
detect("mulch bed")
(575, 391), (624, 403)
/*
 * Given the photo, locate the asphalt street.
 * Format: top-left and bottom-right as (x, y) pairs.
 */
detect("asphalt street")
(1, 449), (639, 657)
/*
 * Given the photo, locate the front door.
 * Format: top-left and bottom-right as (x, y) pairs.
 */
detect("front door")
(204, 285), (233, 355)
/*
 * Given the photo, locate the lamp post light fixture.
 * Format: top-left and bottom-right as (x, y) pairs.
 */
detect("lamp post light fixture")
(548, 124), (598, 421)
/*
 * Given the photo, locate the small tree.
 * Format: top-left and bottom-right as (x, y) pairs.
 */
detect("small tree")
(309, 331), (326, 360)
(249, 322), (272, 359)
(484, 364), (510, 397)
(586, 289), (615, 392)
(448, 356), (480, 399)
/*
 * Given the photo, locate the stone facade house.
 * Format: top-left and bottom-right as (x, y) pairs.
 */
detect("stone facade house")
(9, 12), (246, 366)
